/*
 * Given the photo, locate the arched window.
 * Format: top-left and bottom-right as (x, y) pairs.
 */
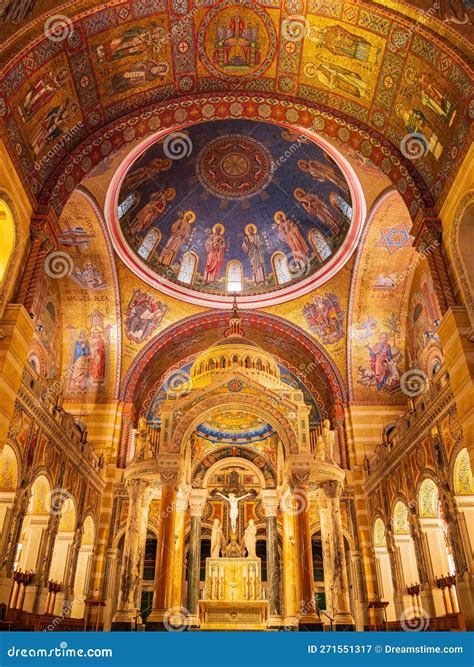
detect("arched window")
(256, 359), (262, 371)
(209, 359), (216, 371)
(244, 357), (251, 369)
(0, 200), (15, 284)
(138, 229), (161, 260)
(308, 229), (332, 263)
(118, 193), (137, 219)
(271, 252), (292, 285)
(226, 260), (243, 292)
(232, 355), (238, 366)
(330, 193), (353, 221)
(393, 501), (410, 535)
(419, 479), (439, 518)
(373, 518), (386, 547)
(454, 448), (474, 495)
(219, 357), (226, 369)
(177, 251), (198, 285)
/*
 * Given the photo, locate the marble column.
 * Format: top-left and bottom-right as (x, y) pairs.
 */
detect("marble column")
(170, 485), (190, 611)
(147, 470), (178, 629)
(294, 481), (316, 618)
(186, 489), (207, 623)
(261, 490), (281, 620)
(280, 488), (300, 628)
(320, 480), (354, 629)
(112, 477), (150, 629)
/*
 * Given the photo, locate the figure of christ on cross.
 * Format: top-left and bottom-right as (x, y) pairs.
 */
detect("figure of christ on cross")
(216, 491), (251, 534)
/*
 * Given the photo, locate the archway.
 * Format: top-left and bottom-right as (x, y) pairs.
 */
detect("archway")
(11, 475), (51, 613)
(453, 449), (474, 569)
(48, 497), (77, 616)
(392, 500), (420, 614)
(418, 478), (458, 617)
(0, 200), (15, 285)
(71, 515), (95, 619)
(372, 517), (396, 622)
(0, 444), (19, 559)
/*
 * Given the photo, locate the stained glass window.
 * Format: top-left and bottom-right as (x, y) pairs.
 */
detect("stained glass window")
(118, 193), (136, 219)
(309, 229), (332, 262)
(454, 448), (474, 495)
(138, 229), (161, 260)
(332, 194), (353, 220)
(373, 517), (386, 547)
(226, 260), (243, 292)
(177, 252), (198, 284)
(393, 501), (410, 534)
(272, 252), (292, 285)
(419, 478), (439, 518)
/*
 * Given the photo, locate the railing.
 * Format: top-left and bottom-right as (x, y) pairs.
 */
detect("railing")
(367, 368), (452, 475)
(20, 366), (101, 472)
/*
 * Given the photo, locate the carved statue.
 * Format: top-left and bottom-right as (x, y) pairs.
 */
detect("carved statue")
(211, 519), (225, 558)
(134, 423), (153, 462)
(243, 520), (257, 558)
(323, 419), (335, 463)
(315, 434), (325, 461)
(216, 491), (251, 533)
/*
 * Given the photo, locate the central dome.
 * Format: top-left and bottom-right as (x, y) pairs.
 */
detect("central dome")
(108, 119), (365, 308)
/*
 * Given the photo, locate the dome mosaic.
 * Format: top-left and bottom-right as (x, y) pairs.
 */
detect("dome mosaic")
(108, 119), (365, 308)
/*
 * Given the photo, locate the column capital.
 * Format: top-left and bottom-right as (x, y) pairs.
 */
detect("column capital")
(175, 484), (191, 513)
(157, 456), (181, 488)
(260, 489), (279, 518)
(188, 488), (208, 517)
(320, 479), (343, 499)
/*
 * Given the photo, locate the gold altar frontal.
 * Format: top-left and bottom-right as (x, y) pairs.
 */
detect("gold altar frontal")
(198, 558), (269, 630)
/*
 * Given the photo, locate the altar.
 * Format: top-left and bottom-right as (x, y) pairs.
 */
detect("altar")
(198, 557), (269, 630)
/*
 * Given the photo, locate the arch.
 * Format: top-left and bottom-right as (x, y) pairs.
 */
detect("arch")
(71, 515), (95, 619)
(372, 516), (396, 621)
(373, 517), (387, 547)
(392, 500), (410, 535)
(454, 448), (474, 495)
(226, 260), (243, 292)
(271, 252), (292, 286)
(200, 455), (269, 490)
(172, 393), (298, 459)
(120, 310), (348, 413)
(14, 475), (52, 577)
(450, 192), (474, 325)
(419, 478), (439, 518)
(177, 251), (198, 285)
(0, 444), (19, 491)
(0, 199), (15, 284)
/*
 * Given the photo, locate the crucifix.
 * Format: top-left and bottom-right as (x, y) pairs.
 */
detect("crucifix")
(216, 491), (251, 533)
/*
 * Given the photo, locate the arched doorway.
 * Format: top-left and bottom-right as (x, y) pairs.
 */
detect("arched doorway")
(392, 500), (420, 614)
(71, 515), (95, 619)
(418, 478), (458, 617)
(0, 444), (19, 560)
(372, 517), (396, 621)
(48, 497), (77, 616)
